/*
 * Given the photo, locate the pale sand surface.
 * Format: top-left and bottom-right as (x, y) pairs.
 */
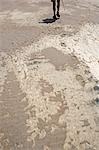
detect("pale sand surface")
(0, 0), (99, 150)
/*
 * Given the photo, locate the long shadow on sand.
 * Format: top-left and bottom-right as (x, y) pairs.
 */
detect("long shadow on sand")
(39, 18), (59, 24)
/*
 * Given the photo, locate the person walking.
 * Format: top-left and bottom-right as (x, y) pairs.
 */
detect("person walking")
(51, 0), (60, 20)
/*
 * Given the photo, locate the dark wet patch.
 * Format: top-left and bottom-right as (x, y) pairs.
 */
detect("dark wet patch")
(41, 47), (79, 70)
(0, 72), (33, 150)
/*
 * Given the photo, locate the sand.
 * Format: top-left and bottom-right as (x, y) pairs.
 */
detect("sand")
(0, 0), (99, 150)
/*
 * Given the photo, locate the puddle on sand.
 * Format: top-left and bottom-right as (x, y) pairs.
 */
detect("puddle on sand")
(41, 47), (79, 70)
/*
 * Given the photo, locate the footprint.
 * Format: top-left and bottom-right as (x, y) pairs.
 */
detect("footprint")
(76, 75), (86, 87)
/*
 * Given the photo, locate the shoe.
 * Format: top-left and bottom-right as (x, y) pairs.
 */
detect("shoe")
(57, 11), (60, 18)
(53, 15), (57, 20)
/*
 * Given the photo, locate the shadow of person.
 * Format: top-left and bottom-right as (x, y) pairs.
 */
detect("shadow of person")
(39, 18), (58, 24)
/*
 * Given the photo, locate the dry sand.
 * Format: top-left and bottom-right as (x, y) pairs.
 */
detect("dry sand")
(0, 0), (99, 150)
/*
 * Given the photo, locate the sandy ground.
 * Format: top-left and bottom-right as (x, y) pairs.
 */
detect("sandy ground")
(0, 0), (99, 150)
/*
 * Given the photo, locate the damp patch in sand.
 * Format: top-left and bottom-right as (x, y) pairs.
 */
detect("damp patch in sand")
(41, 47), (80, 70)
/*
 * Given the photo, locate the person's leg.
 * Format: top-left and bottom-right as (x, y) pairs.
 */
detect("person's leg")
(53, 0), (57, 19)
(57, 0), (60, 17)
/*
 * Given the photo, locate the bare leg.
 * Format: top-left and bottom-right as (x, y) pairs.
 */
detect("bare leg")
(53, 0), (57, 19)
(57, 0), (60, 17)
